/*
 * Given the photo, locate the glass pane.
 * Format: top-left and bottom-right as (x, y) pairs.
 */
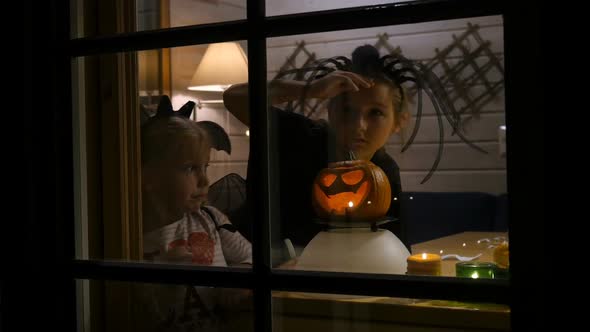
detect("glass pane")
(72, 41), (252, 267)
(272, 291), (510, 331)
(71, 0), (246, 39)
(76, 279), (253, 331)
(256, 16), (508, 276)
(267, 0), (408, 17)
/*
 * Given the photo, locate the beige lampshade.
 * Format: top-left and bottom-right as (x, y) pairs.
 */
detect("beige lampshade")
(188, 42), (248, 92)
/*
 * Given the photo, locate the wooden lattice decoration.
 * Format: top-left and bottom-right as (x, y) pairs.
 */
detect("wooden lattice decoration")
(424, 23), (505, 124)
(373, 33), (402, 56)
(273, 41), (316, 80)
(273, 41), (327, 119)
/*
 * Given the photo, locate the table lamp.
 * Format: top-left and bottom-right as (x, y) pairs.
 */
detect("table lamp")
(187, 42), (248, 108)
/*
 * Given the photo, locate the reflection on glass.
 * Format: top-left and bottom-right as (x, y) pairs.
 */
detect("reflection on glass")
(272, 291), (510, 331)
(76, 279), (253, 332)
(70, 0), (246, 39)
(72, 42), (251, 263)
(165, 0), (246, 28)
(138, 49), (161, 98)
(266, 0), (407, 17)
(258, 15), (506, 275)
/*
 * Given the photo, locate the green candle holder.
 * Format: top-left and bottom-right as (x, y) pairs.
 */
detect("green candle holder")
(455, 262), (496, 279)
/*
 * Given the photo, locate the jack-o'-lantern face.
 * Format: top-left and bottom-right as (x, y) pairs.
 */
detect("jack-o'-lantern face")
(312, 160), (391, 221)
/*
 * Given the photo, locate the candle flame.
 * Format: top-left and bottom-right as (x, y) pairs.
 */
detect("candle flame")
(421, 253), (427, 259)
(440, 250), (444, 254)
(367, 201), (372, 205)
(471, 271), (479, 279)
(462, 243), (466, 247)
(348, 201), (354, 208)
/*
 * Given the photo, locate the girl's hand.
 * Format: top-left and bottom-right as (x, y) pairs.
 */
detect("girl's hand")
(307, 70), (373, 99)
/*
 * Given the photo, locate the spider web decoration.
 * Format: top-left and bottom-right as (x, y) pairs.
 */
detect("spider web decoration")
(207, 173), (247, 218)
(372, 33), (411, 145)
(273, 24), (503, 125)
(275, 35), (405, 119)
(424, 23), (505, 126)
(268, 25), (501, 184)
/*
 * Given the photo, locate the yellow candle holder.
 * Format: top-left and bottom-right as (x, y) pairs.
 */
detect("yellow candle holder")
(406, 253), (441, 276)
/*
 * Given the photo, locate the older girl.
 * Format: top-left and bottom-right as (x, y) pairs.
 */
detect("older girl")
(224, 45), (464, 252)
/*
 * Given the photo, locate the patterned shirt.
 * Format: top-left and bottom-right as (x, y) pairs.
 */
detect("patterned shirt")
(143, 206), (252, 266)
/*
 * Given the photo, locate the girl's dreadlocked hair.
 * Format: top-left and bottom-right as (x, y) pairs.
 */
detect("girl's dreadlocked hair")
(274, 44), (487, 184)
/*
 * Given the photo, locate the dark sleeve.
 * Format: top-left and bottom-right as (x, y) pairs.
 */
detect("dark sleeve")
(372, 149), (408, 249)
(274, 107), (327, 138)
(247, 107), (329, 252)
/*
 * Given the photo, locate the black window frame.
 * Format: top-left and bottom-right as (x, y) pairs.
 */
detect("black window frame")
(23, 0), (542, 331)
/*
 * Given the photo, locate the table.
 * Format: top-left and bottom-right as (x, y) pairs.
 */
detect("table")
(411, 231), (508, 277)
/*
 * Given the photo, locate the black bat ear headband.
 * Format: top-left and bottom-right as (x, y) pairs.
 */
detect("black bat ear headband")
(141, 95), (231, 154)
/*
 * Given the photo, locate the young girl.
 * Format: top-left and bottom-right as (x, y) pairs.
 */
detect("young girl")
(141, 95), (251, 266)
(136, 96), (252, 332)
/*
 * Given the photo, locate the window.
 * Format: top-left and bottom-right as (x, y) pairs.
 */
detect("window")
(23, 0), (542, 331)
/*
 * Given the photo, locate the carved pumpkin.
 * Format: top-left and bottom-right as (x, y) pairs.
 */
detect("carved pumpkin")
(312, 160), (391, 221)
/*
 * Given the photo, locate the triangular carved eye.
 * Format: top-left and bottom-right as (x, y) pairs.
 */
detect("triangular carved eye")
(320, 173), (337, 187)
(342, 170), (364, 185)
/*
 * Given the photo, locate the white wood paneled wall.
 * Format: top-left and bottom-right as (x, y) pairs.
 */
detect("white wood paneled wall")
(268, 16), (506, 194)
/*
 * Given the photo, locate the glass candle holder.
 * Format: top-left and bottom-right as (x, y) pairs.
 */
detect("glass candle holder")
(455, 262), (496, 279)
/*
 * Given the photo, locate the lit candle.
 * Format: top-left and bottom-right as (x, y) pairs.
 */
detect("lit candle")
(406, 253), (442, 276)
(455, 262), (496, 279)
